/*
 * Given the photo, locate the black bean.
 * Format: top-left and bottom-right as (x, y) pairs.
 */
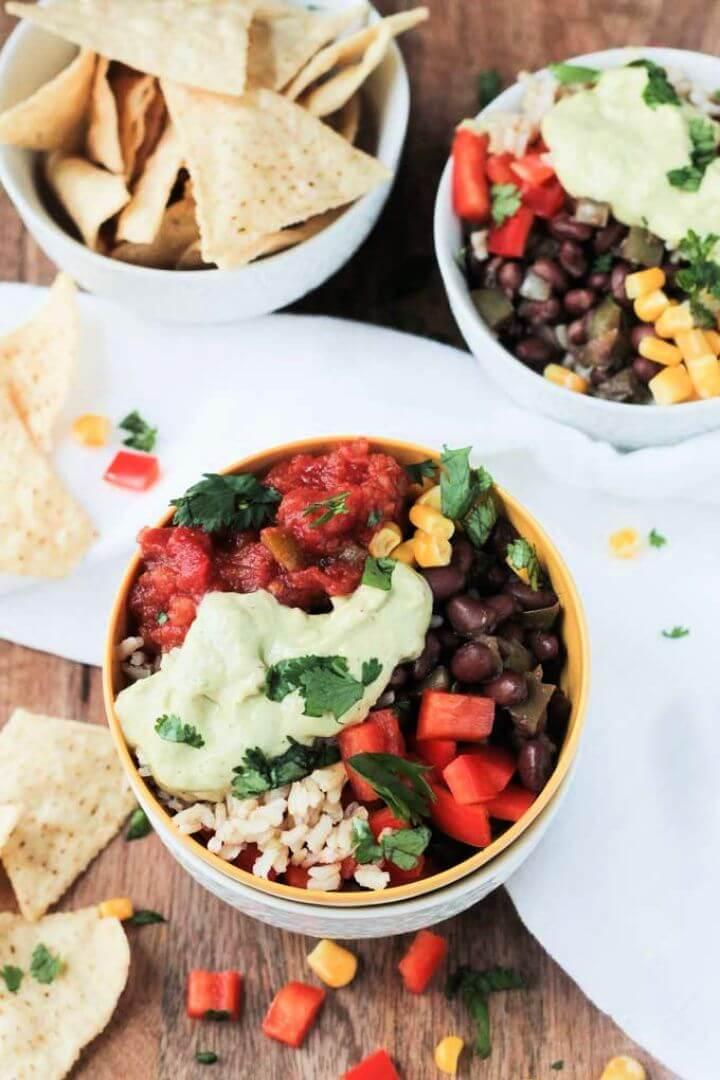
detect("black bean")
(484, 593), (516, 623)
(587, 271), (610, 291)
(549, 214), (594, 242)
(518, 736), (555, 793)
(547, 688), (572, 734)
(498, 261), (523, 297)
(610, 262), (631, 304)
(411, 632), (441, 682)
(593, 221), (626, 254)
(517, 299), (562, 325)
(630, 324), (656, 351)
(558, 240), (587, 279)
(491, 519), (517, 558)
(516, 336), (554, 365)
(437, 626), (462, 652)
(389, 665), (408, 688)
(451, 642), (498, 683)
(484, 563), (510, 592)
(632, 355), (662, 384)
(451, 537), (474, 575)
(422, 564), (466, 602)
(482, 671), (528, 706)
(567, 317), (587, 346)
(531, 257), (568, 292)
(504, 579), (558, 610)
(498, 619), (524, 643)
(564, 288), (596, 316)
(527, 630), (560, 662)
(446, 595), (498, 635)
(418, 665), (451, 693)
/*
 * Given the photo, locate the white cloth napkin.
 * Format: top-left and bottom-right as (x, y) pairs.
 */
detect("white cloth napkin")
(1, 284), (718, 1079)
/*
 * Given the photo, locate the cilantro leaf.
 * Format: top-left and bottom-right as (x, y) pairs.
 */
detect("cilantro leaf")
(676, 230), (720, 323)
(265, 655), (381, 720)
(126, 807), (152, 841)
(154, 714), (205, 749)
(440, 446), (493, 520)
(381, 825), (432, 870)
(347, 753), (434, 825)
(668, 116), (717, 191)
(231, 737), (340, 798)
(30, 943), (62, 985)
(302, 491), (350, 528)
(551, 1063), (565, 1071)
(446, 966), (526, 1058)
(506, 538), (543, 590)
(361, 556), (396, 591)
(405, 459), (437, 484)
(592, 253), (613, 273)
(119, 410), (158, 453)
(463, 496), (498, 549)
(662, 625), (690, 639)
(196, 1051), (219, 1065)
(490, 182), (522, 226)
(0, 965), (23, 992)
(351, 818), (383, 863)
(127, 909), (166, 926)
(548, 62), (600, 85)
(361, 658), (382, 685)
(630, 59), (680, 108)
(648, 528), (667, 548)
(478, 68), (502, 109)
(171, 473), (281, 533)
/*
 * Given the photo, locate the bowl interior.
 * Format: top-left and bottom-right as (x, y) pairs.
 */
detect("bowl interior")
(102, 435), (590, 908)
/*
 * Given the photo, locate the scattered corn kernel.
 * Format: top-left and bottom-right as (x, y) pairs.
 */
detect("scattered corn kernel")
(654, 300), (693, 338)
(409, 503), (455, 540)
(633, 288), (669, 323)
(98, 897), (134, 921)
(543, 363), (589, 394)
(704, 328), (720, 353)
(306, 939), (358, 988)
(599, 1055), (647, 1080)
(675, 328), (713, 363)
(413, 531), (452, 568)
(649, 363), (693, 405)
(390, 539), (416, 565)
(434, 1035), (464, 1075)
(624, 266), (665, 300)
(368, 523), (403, 558)
(71, 413), (111, 447)
(685, 354), (720, 398)
(608, 528), (641, 559)
(417, 483), (442, 511)
(636, 336), (681, 366)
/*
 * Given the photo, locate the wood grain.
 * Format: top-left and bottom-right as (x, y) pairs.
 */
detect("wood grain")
(0, 0), (699, 1075)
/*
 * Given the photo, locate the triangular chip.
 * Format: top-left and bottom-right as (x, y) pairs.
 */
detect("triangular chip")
(0, 390), (95, 577)
(112, 194), (200, 269)
(116, 124), (184, 244)
(0, 906), (129, 1077)
(0, 804), (20, 850)
(45, 151), (130, 250)
(0, 274), (79, 451)
(214, 207), (345, 267)
(0, 711), (135, 919)
(0, 47), (95, 151)
(86, 56), (124, 173)
(133, 85), (167, 178)
(247, 3), (367, 92)
(332, 91), (362, 144)
(175, 238), (209, 270)
(113, 68), (157, 179)
(7, 0), (256, 96)
(162, 82), (390, 267)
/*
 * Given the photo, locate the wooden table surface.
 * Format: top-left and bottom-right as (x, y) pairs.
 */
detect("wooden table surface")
(0, 1), (703, 1076)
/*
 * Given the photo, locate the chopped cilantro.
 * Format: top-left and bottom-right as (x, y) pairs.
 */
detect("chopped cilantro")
(506, 538), (543, 590)
(630, 59), (680, 108)
(662, 626), (690, 639)
(667, 116), (718, 191)
(446, 966), (526, 1059)
(361, 555), (395, 591)
(303, 491), (350, 528)
(440, 447), (495, 550)
(592, 253), (613, 273)
(463, 497), (498, 549)
(548, 62), (600, 85)
(648, 528), (667, 548)
(127, 909), (166, 926)
(204, 1010), (230, 1022)
(126, 807), (152, 841)
(154, 714), (205, 749)
(478, 68), (502, 109)
(366, 508), (382, 527)
(490, 182), (522, 226)
(196, 1051), (219, 1065)
(405, 459), (437, 484)
(551, 1061), (565, 1071)
(156, 611), (169, 626)
(30, 943), (62, 985)
(171, 473), (281, 533)
(265, 655), (381, 720)
(351, 818), (431, 871)
(119, 410), (158, 453)
(232, 737), (340, 798)
(347, 753), (434, 825)
(676, 230), (720, 324)
(0, 965), (23, 992)
(351, 819), (383, 863)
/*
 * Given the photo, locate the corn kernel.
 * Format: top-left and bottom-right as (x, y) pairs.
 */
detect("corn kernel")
(368, 523), (403, 558)
(633, 289), (669, 322)
(71, 413), (111, 447)
(704, 329), (720, 353)
(637, 336), (682, 366)
(390, 539), (416, 565)
(675, 329), (713, 363)
(608, 528), (641, 559)
(543, 363), (589, 394)
(98, 897), (134, 921)
(649, 363), (693, 405)
(306, 939), (358, 988)
(685, 354), (720, 398)
(409, 503), (455, 540)
(413, 531), (452, 568)
(417, 484), (442, 511)
(654, 300), (693, 338)
(599, 1056), (647, 1080)
(624, 266), (665, 300)
(434, 1035), (464, 1075)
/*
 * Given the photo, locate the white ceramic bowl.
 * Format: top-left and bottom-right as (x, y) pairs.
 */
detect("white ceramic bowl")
(435, 47), (720, 450)
(0, 2), (409, 324)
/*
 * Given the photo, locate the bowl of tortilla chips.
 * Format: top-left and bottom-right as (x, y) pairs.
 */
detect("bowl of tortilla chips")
(0, 0), (427, 323)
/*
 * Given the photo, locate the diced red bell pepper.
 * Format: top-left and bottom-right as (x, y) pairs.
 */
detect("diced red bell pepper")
(452, 127), (490, 223)
(233, 843), (277, 881)
(429, 782), (492, 847)
(262, 981), (325, 1048)
(369, 806), (408, 839)
(522, 177), (565, 218)
(340, 855), (358, 880)
(484, 783), (536, 822)
(417, 691), (494, 743)
(366, 709), (406, 756)
(415, 738), (457, 771)
(442, 746), (516, 804)
(342, 1049), (401, 1080)
(103, 449), (160, 492)
(338, 722), (386, 802)
(487, 205), (535, 257)
(486, 152), (517, 185)
(388, 854), (426, 886)
(510, 151), (555, 187)
(186, 970), (243, 1021)
(398, 929), (448, 994)
(284, 864), (309, 889)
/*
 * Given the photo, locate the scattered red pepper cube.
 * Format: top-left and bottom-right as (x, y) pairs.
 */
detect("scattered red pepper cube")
(442, 746), (516, 804)
(186, 970), (242, 1021)
(417, 691), (494, 742)
(104, 449), (159, 492)
(415, 738), (457, 771)
(483, 783), (536, 822)
(262, 981), (325, 1048)
(487, 205), (535, 258)
(398, 929), (448, 994)
(342, 1048), (401, 1080)
(428, 782), (492, 847)
(284, 864), (310, 889)
(452, 128), (490, 223)
(368, 806), (408, 840)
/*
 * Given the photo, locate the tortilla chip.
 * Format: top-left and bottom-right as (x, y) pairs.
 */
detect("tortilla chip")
(133, 86), (167, 179)
(0, 389), (95, 577)
(0, 804), (20, 850)
(0, 47), (95, 151)
(0, 906), (129, 1077)
(0, 274), (79, 451)
(112, 194), (200, 269)
(115, 124), (183, 244)
(7, 0), (257, 96)
(111, 68), (157, 179)
(285, 7), (428, 113)
(174, 239), (209, 270)
(163, 82), (389, 267)
(215, 207), (345, 267)
(86, 56), (123, 173)
(45, 151), (130, 250)
(247, 3), (367, 92)
(0, 711), (135, 920)
(332, 92), (362, 144)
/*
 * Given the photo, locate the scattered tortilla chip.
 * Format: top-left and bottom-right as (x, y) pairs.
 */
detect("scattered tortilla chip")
(45, 151), (130, 250)
(332, 92), (362, 145)
(116, 124), (183, 244)
(0, 389), (95, 577)
(247, 3), (367, 92)
(0, 906), (129, 1078)
(0, 804), (20, 850)
(112, 68), (157, 179)
(163, 82), (389, 267)
(0, 711), (135, 920)
(112, 194), (200, 269)
(0, 47), (95, 151)
(285, 7), (428, 113)
(0, 274), (79, 451)
(7, 0), (257, 96)
(85, 57), (123, 173)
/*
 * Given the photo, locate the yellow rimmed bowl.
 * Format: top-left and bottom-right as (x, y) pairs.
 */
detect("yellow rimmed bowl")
(103, 435), (589, 937)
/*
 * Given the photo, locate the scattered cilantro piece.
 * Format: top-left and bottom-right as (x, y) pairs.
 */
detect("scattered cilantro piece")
(551, 1061), (565, 1071)
(204, 1010), (230, 1022)
(154, 714), (205, 749)
(648, 528), (667, 548)
(119, 410), (158, 453)
(463, 496), (498, 549)
(362, 658), (382, 685)
(405, 459), (437, 484)
(30, 943), (62, 985)
(506, 538), (543, 590)
(265, 655), (381, 720)
(171, 473), (281, 533)
(667, 116), (718, 191)
(0, 965), (23, 992)
(347, 753), (434, 825)
(490, 182), (522, 226)
(127, 909), (166, 926)
(302, 491), (350, 528)
(156, 611), (169, 626)
(196, 1051), (219, 1065)
(548, 62), (600, 85)
(361, 555), (395, 591)
(232, 737), (340, 798)
(126, 807), (152, 841)
(675, 230), (720, 325)
(351, 818), (383, 863)
(478, 68), (502, 109)
(446, 966), (526, 1059)
(662, 626), (690, 639)
(351, 818), (432, 870)
(592, 253), (613, 273)
(439, 446), (494, 538)
(630, 59), (680, 108)
(366, 508), (382, 527)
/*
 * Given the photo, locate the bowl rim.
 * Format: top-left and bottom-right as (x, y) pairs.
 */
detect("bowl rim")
(433, 45), (720, 420)
(0, 4), (409, 280)
(102, 434), (591, 908)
